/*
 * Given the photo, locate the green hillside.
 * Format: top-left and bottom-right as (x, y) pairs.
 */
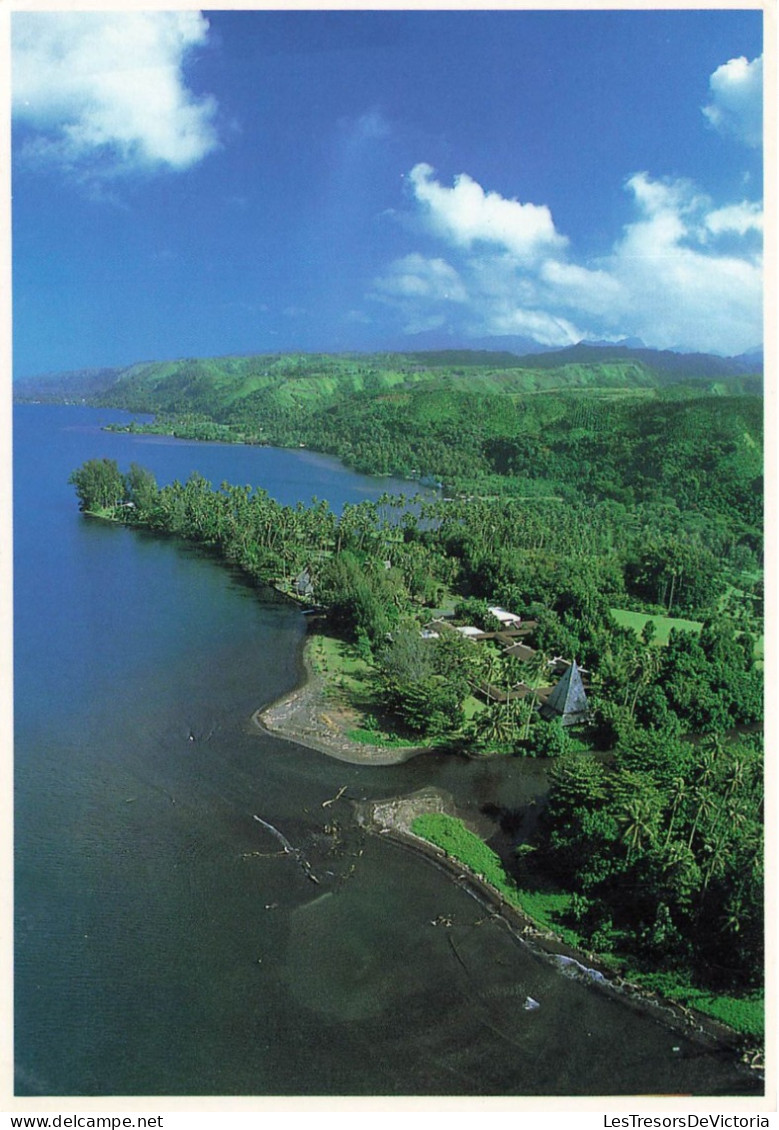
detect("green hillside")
(17, 345), (760, 413)
(90, 350), (666, 417)
(77, 351), (760, 535)
(15, 344), (762, 409)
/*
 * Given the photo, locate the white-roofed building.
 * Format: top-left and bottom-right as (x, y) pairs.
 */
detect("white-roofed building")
(488, 606), (522, 627)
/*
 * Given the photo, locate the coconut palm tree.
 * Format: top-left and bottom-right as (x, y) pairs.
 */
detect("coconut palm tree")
(663, 774), (689, 848)
(619, 794), (660, 862)
(686, 787), (717, 852)
(628, 645), (662, 719)
(521, 649), (550, 739)
(473, 697), (519, 748)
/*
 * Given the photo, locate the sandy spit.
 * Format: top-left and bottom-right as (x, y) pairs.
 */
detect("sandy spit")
(250, 637), (426, 766)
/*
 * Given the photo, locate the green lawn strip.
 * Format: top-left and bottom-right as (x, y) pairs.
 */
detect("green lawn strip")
(507, 887), (582, 949)
(309, 633), (379, 709)
(410, 813), (576, 945)
(610, 607), (763, 659)
(620, 970), (764, 1040)
(411, 813), (763, 1040)
(347, 726), (438, 749)
(411, 812), (518, 893)
(680, 992), (764, 1038)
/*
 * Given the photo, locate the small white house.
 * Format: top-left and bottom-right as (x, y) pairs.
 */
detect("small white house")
(488, 606), (522, 627)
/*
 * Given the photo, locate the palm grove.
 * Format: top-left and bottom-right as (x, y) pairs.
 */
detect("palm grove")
(67, 348), (764, 1039)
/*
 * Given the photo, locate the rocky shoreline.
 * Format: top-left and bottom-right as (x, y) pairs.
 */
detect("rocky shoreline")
(355, 787), (764, 1078)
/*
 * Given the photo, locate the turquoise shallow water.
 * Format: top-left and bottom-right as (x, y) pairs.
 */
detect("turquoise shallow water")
(13, 404), (761, 1097)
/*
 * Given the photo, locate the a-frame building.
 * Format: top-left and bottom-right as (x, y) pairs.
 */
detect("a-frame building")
(539, 660), (589, 726)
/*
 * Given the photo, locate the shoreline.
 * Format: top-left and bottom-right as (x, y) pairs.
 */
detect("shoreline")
(355, 788), (764, 1075)
(251, 629), (764, 1078)
(251, 634), (426, 765)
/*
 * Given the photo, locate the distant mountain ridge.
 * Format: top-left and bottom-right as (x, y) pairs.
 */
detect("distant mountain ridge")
(13, 341), (763, 408)
(14, 365), (125, 402)
(20, 345), (762, 525)
(510, 342), (763, 378)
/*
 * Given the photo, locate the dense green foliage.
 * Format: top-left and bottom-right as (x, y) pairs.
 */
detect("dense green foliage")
(92, 351), (762, 627)
(540, 727), (763, 983)
(92, 349), (761, 512)
(411, 812), (763, 1039)
(69, 458), (127, 512)
(67, 346), (764, 1031)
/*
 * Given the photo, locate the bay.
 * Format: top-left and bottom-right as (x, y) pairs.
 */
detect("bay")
(13, 404), (760, 1097)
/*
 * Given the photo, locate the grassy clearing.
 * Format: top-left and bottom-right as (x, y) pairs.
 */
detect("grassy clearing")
(611, 607), (764, 660)
(308, 632), (424, 748)
(620, 971), (764, 1039)
(310, 632), (371, 685)
(681, 992), (763, 1038)
(411, 812), (763, 1040)
(347, 727), (433, 748)
(308, 633), (380, 715)
(610, 608), (703, 644)
(411, 813), (517, 895)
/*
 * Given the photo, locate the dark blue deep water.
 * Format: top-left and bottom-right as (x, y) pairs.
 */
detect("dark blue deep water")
(13, 404), (760, 1098)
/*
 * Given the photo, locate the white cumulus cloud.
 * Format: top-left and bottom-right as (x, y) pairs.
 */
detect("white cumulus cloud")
(702, 54), (763, 148)
(374, 165), (762, 355)
(408, 163), (567, 263)
(539, 260), (625, 319)
(705, 201), (763, 237)
(12, 10), (219, 175)
(372, 254), (468, 335)
(605, 173), (762, 354)
(374, 254), (467, 303)
(477, 304), (583, 348)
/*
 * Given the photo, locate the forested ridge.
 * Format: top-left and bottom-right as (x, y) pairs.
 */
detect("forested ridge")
(80, 349), (762, 518)
(64, 346), (764, 1043)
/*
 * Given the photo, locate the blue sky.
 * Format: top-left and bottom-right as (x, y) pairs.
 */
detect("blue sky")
(11, 6), (765, 377)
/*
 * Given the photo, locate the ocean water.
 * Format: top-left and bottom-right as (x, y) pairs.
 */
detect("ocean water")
(12, 404), (761, 1097)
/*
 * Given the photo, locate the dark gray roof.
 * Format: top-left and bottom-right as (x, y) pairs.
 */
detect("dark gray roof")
(504, 642), (536, 661)
(539, 660), (589, 725)
(295, 569), (314, 596)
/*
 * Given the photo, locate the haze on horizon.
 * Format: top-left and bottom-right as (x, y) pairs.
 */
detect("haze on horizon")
(11, 7), (764, 378)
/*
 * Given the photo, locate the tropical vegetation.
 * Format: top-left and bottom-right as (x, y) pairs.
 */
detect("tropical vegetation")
(64, 344), (764, 1040)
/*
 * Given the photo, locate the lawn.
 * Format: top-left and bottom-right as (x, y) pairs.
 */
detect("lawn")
(308, 632), (379, 715)
(610, 608), (704, 644)
(308, 632), (433, 748)
(610, 607), (763, 660)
